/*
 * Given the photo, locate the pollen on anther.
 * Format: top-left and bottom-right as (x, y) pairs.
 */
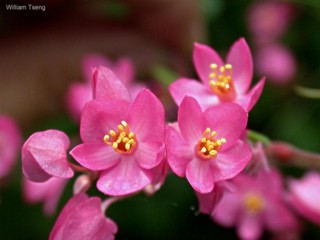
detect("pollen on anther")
(121, 121), (128, 127)
(103, 135), (109, 143)
(125, 143), (131, 150)
(210, 63), (218, 68)
(112, 142), (118, 149)
(110, 130), (116, 137)
(201, 147), (207, 153)
(209, 150), (217, 156)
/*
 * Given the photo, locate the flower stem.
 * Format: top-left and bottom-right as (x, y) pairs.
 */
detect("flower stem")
(265, 141), (320, 170)
(247, 130), (271, 144)
(294, 85), (320, 99)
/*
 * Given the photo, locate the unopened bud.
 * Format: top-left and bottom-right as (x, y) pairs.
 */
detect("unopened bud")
(73, 174), (91, 195)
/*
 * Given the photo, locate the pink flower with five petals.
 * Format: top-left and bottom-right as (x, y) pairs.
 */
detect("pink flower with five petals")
(169, 38), (265, 112)
(70, 89), (166, 196)
(165, 96), (252, 193)
(212, 170), (299, 240)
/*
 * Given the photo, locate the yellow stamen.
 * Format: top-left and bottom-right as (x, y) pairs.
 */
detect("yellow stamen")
(209, 63), (236, 101)
(243, 193), (264, 214)
(196, 128), (226, 160)
(104, 120), (137, 154)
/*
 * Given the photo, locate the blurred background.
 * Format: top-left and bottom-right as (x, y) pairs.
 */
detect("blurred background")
(0, 0), (320, 239)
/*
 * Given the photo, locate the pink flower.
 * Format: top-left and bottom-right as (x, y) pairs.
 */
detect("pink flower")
(23, 177), (68, 216)
(49, 193), (117, 240)
(70, 89), (166, 196)
(255, 43), (296, 84)
(169, 38), (265, 112)
(212, 170), (299, 240)
(66, 55), (142, 121)
(165, 96), (252, 193)
(248, 1), (294, 45)
(288, 171), (320, 225)
(22, 130), (74, 182)
(0, 115), (22, 178)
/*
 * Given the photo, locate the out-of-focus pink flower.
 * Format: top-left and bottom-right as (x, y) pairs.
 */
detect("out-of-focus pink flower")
(288, 171), (320, 225)
(70, 89), (166, 196)
(66, 55), (143, 121)
(23, 177), (68, 216)
(248, 1), (294, 45)
(49, 193), (117, 240)
(165, 96), (252, 194)
(169, 38), (265, 112)
(22, 130), (74, 182)
(255, 44), (296, 84)
(0, 115), (22, 178)
(212, 170), (299, 240)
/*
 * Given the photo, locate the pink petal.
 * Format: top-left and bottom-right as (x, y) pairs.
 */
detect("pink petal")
(211, 191), (240, 226)
(80, 100), (129, 143)
(97, 156), (152, 196)
(204, 103), (248, 150)
(196, 183), (224, 214)
(178, 96), (203, 145)
(256, 169), (283, 197)
(65, 83), (91, 122)
(193, 43), (224, 86)
(127, 89), (165, 142)
(22, 130), (73, 182)
(0, 116), (22, 178)
(23, 177), (67, 216)
(226, 38), (253, 94)
(265, 200), (299, 231)
(288, 172), (320, 225)
(49, 194), (117, 240)
(114, 57), (135, 86)
(22, 151), (52, 182)
(169, 78), (219, 109)
(50, 193), (89, 239)
(238, 214), (263, 240)
(166, 126), (193, 177)
(212, 140), (252, 182)
(186, 158), (214, 193)
(82, 54), (111, 82)
(92, 66), (131, 102)
(133, 141), (165, 169)
(70, 143), (120, 171)
(236, 78), (265, 112)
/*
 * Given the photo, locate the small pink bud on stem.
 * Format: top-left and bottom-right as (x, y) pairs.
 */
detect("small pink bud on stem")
(73, 174), (92, 195)
(265, 141), (320, 170)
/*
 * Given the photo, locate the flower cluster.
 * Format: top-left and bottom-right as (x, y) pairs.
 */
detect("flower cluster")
(20, 39), (320, 240)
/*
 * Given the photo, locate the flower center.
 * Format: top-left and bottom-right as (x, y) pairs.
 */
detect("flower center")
(196, 128), (226, 160)
(209, 63), (236, 101)
(243, 193), (264, 214)
(103, 121), (137, 154)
